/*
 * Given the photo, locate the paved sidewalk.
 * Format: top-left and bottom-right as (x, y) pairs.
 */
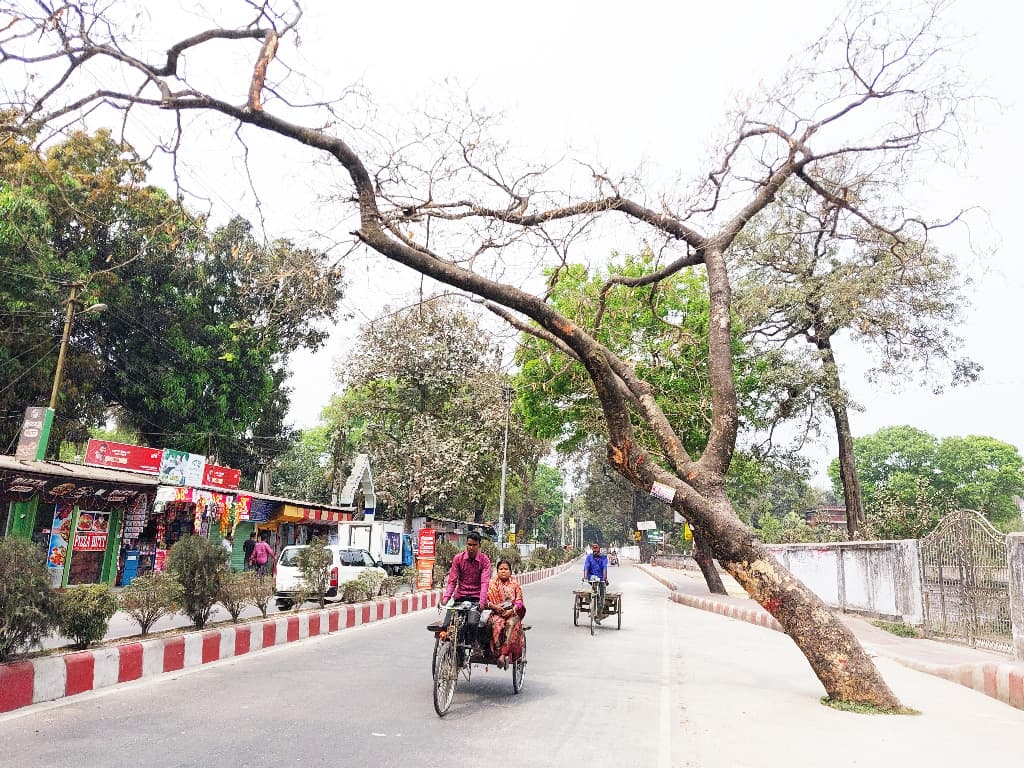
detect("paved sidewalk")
(638, 562), (1024, 710)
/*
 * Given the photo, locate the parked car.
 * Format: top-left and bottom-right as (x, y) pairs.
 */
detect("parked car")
(274, 544), (386, 609)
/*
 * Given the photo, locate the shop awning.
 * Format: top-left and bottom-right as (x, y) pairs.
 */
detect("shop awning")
(276, 504), (351, 524)
(0, 454), (157, 507)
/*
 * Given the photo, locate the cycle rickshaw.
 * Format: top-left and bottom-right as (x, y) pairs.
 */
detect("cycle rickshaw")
(428, 601), (529, 717)
(573, 576), (622, 635)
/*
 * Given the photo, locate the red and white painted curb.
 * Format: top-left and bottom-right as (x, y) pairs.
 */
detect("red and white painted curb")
(638, 564), (1024, 712)
(1, 560), (575, 715)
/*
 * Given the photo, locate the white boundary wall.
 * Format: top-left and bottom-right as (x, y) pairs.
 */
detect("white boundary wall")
(766, 540), (924, 625)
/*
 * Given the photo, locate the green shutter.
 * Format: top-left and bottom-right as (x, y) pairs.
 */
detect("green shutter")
(7, 497), (39, 539)
(101, 506), (124, 585)
(231, 522), (253, 571)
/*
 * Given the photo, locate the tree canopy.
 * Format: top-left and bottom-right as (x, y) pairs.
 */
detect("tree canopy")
(828, 426), (1024, 531)
(0, 127), (342, 477)
(327, 300), (531, 528)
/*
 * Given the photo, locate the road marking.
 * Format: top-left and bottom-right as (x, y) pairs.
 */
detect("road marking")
(660, 596), (671, 768)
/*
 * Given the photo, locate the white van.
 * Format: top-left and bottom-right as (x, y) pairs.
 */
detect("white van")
(274, 544), (386, 609)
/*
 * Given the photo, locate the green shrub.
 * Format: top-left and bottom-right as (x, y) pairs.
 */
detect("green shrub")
(218, 572), (250, 622)
(119, 572), (182, 636)
(244, 571), (275, 618)
(357, 568), (384, 598)
(0, 538), (58, 661)
(379, 575), (404, 597)
(480, 538), (499, 565)
(167, 535), (227, 628)
(341, 580), (369, 603)
(57, 584), (118, 649)
(498, 546), (522, 573)
(433, 540), (458, 584)
(297, 537), (333, 608)
(528, 546), (550, 570)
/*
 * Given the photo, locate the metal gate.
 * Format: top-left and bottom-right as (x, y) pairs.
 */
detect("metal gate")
(919, 509), (1011, 653)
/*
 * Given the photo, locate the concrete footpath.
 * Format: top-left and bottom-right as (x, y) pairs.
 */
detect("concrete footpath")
(0, 560), (577, 715)
(639, 562), (1024, 711)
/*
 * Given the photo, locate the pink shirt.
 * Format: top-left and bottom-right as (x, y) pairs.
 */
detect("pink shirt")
(251, 541), (274, 565)
(442, 551), (491, 604)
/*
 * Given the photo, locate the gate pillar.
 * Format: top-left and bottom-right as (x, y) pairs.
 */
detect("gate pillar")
(1008, 533), (1024, 661)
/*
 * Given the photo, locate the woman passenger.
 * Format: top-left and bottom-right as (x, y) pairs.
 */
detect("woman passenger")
(486, 558), (526, 669)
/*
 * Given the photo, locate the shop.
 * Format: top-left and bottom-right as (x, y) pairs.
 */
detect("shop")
(0, 455), (157, 587)
(123, 485), (251, 583)
(246, 494), (353, 561)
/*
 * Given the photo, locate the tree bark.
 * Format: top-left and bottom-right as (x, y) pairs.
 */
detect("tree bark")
(818, 338), (865, 538)
(691, 531), (728, 595)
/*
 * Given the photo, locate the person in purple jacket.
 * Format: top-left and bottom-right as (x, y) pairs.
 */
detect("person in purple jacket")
(584, 541), (610, 623)
(434, 531), (491, 634)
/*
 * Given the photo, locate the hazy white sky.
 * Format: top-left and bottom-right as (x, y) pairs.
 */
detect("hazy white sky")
(53, 0), (1021, 485)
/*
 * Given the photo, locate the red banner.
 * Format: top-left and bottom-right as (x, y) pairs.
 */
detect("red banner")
(417, 528), (436, 558)
(85, 439), (163, 474)
(73, 531), (108, 551)
(202, 463), (241, 490)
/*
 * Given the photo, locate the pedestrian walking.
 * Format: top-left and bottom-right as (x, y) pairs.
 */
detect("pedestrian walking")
(250, 536), (274, 578)
(242, 532), (256, 571)
(221, 535), (233, 570)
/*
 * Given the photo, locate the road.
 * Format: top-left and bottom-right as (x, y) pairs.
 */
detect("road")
(3, 563), (685, 768)
(5, 563), (1021, 766)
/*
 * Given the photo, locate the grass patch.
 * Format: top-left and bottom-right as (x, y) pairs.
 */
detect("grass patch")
(821, 696), (920, 716)
(872, 619), (920, 638)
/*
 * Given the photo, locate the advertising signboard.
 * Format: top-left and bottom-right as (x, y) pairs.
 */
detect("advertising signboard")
(636, 520), (657, 531)
(72, 510), (109, 551)
(85, 438), (163, 474)
(201, 463), (242, 490)
(417, 528), (436, 558)
(46, 503), (73, 586)
(159, 449), (206, 486)
(15, 406), (54, 461)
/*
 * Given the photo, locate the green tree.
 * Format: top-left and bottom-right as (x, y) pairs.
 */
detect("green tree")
(829, 427), (1024, 533)
(272, 426), (333, 503)
(1, 128), (342, 468)
(934, 436), (1024, 530)
(167, 535), (226, 629)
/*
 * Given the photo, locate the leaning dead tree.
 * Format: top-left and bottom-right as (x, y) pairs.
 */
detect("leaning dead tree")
(0, 0), (971, 708)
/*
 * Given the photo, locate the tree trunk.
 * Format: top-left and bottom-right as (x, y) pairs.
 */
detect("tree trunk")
(818, 338), (865, 538)
(403, 500), (415, 534)
(674, 486), (901, 709)
(691, 531), (728, 595)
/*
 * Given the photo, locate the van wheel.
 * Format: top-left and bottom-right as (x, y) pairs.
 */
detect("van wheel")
(276, 598), (293, 610)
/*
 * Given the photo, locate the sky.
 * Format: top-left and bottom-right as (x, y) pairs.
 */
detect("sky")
(12, 0), (1021, 487)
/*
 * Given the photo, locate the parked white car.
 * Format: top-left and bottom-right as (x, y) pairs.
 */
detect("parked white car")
(274, 544), (386, 609)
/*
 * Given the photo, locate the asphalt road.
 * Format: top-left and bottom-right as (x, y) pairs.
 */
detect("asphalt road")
(3, 563), (683, 768)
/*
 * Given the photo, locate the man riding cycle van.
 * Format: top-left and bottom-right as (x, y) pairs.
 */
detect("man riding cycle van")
(583, 541), (610, 623)
(430, 531), (491, 636)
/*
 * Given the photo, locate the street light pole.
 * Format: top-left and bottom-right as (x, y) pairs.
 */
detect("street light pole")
(49, 283), (106, 411)
(497, 385), (512, 546)
(49, 283), (79, 410)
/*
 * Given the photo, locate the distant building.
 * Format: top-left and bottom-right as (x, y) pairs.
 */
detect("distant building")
(805, 506), (846, 529)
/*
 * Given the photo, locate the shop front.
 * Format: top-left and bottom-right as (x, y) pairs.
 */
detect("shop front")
(247, 495), (353, 561)
(123, 485), (251, 583)
(0, 455), (157, 587)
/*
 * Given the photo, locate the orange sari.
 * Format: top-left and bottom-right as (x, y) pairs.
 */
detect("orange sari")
(487, 577), (525, 661)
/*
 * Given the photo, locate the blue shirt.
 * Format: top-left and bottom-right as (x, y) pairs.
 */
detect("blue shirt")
(584, 552), (608, 582)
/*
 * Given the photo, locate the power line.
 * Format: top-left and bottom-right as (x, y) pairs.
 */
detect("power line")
(0, 341), (60, 398)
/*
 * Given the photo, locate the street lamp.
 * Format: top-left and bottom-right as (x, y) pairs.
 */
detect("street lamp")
(497, 384), (513, 546)
(49, 282), (106, 410)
